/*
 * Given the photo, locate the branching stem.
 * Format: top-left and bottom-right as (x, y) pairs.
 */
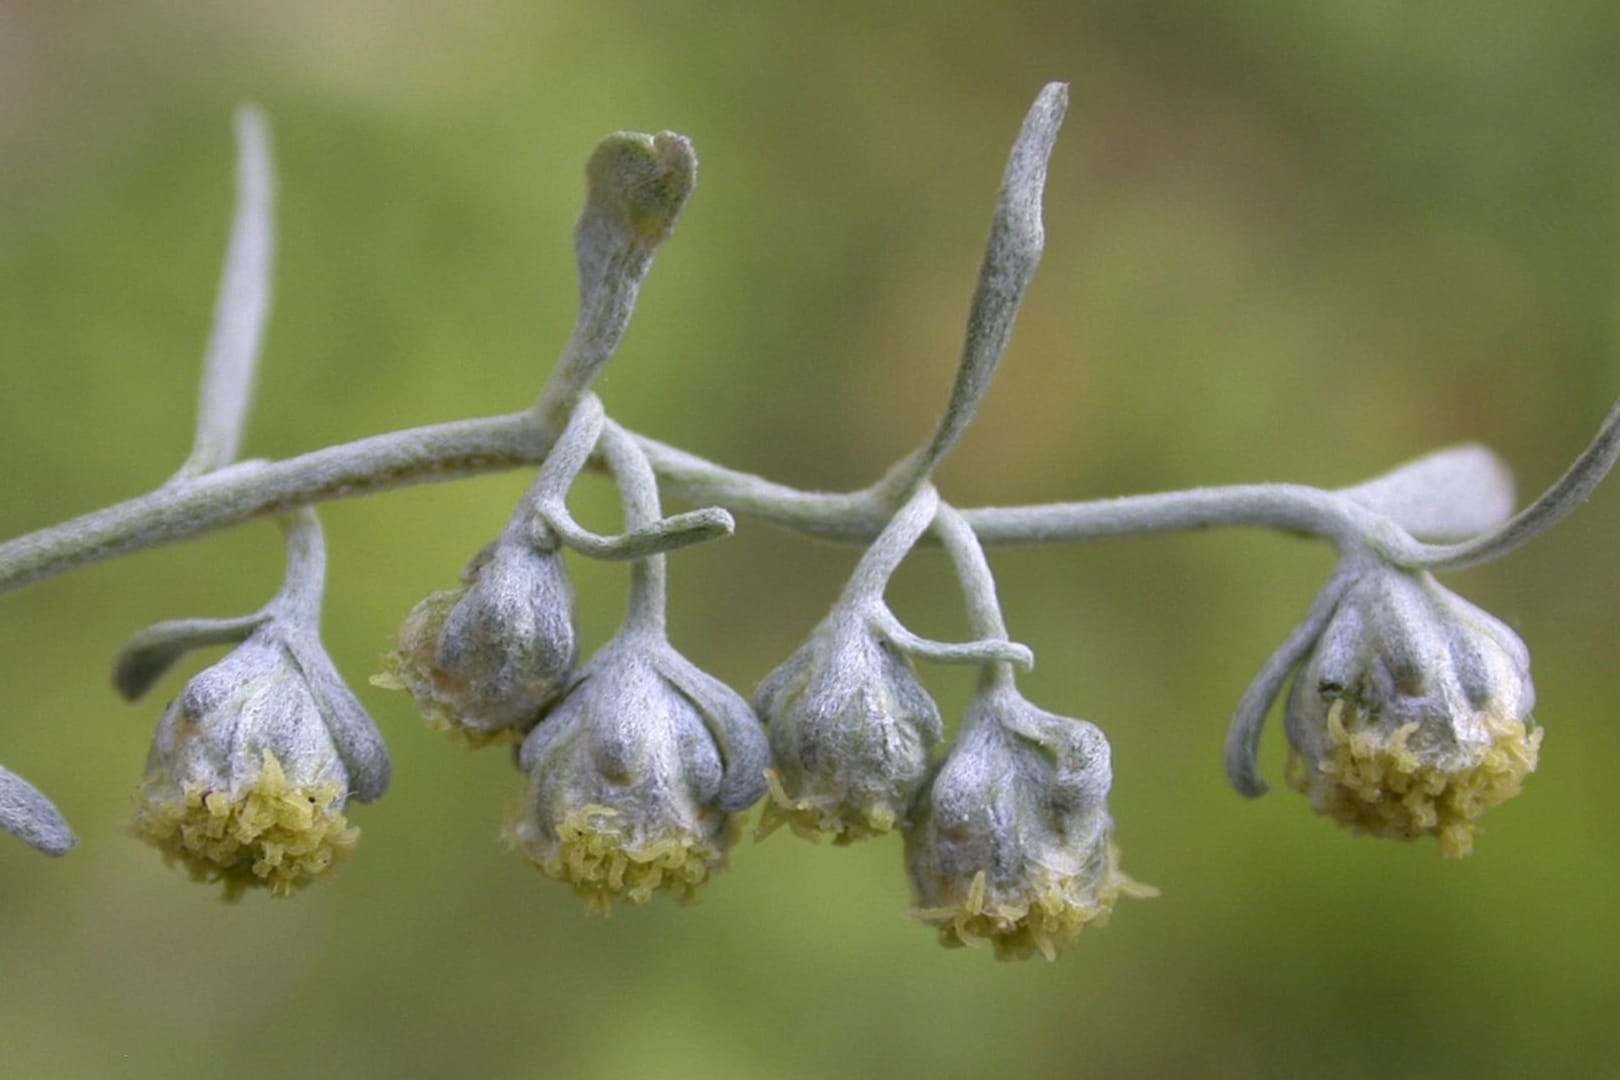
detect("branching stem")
(0, 410), (1551, 600)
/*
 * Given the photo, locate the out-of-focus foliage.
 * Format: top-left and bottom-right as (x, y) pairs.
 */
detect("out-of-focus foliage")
(2, 3), (1618, 1078)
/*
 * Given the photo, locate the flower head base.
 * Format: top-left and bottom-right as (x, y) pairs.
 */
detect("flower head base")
(132, 633), (361, 898)
(379, 537), (576, 747)
(1285, 567), (1539, 857)
(507, 631), (766, 913)
(905, 685), (1154, 962)
(755, 611), (941, 844)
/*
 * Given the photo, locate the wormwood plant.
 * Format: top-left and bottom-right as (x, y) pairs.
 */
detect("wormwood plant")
(3, 84), (1618, 961)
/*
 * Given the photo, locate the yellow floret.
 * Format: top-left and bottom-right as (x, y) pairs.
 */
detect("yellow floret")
(507, 804), (734, 915)
(1288, 699), (1542, 858)
(912, 844), (1158, 962)
(131, 750), (358, 900)
(371, 660), (522, 749)
(755, 768), (898, 846)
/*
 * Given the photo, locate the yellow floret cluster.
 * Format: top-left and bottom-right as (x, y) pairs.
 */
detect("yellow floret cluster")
(756, 768), (898, 845)
(131, 750), (358, 900)
(1288, 700), (1542, 858)
(912, 844), (1158, 962)
(507, 804), (732, 914)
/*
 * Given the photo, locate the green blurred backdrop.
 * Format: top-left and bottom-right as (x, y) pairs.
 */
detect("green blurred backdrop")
(3, 3), (1619, 1078)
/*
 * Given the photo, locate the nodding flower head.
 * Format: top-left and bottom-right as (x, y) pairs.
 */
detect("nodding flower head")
(1284, 567), (1540, 858)
(132, 632), (364, 899)
(755, 609), (941, 843)
(506, 630), (767, 914)
(379, 536), (576, 746)
(905, 684), (1154, 962)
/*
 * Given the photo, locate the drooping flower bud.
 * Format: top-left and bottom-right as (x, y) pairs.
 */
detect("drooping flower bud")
(755, 608), (941, 843)
(131, 631), (369, 898)
(380, 536), (576, 746)
(1284, 567), (1540, 858)
(507, 630), (767, 913)
(905, 684), (1154, 961)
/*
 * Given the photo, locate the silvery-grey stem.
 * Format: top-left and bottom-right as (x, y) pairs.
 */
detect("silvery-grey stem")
(932, 501), (1019, 689)
(956, 484), (1405, 552)
(841, 483), (942, 605)
(1405, 397), (1620, 571)
(869, 605), (1034, 669)
(598, 420), (668, 635)
(270, 508), (327, 627)
(534, 394), (734, 559)
(0, 421), (1523, 599)
(634, 435), (1512, 550)
(841, 483), (1035, 668)
(532, 132), (697, 431)
(519, 392), (607, 548)
(881, 82), (1067, 495)
(0, 411), (540, 596)
(175, 107), (274, 481)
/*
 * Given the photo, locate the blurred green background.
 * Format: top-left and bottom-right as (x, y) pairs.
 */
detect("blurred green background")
(4, 2), (1620, 1078)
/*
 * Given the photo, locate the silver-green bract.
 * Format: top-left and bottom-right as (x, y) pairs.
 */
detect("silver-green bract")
(0, 765), (75, 856)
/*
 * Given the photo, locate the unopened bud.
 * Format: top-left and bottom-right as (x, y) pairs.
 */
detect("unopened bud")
(1285, 567), (1540, 857)
(755, 609), (941, 843)
(380, 537), (576, 746)
(507, 631), (765, 913)
(906, 685), (1154, 961)
(131, 633), (362, 898)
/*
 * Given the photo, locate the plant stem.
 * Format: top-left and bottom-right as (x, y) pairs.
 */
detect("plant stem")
(0, 411), (1524, 599)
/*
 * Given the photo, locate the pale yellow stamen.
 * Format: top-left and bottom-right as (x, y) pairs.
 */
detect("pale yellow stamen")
(371, 650), (523, 750)
(507, 804), (733, 914)
(131, 749), (358, 900)
(912, 844), (1158, 962)
(755, 768), (897, 846)
(1288, 700), (1542, 858)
